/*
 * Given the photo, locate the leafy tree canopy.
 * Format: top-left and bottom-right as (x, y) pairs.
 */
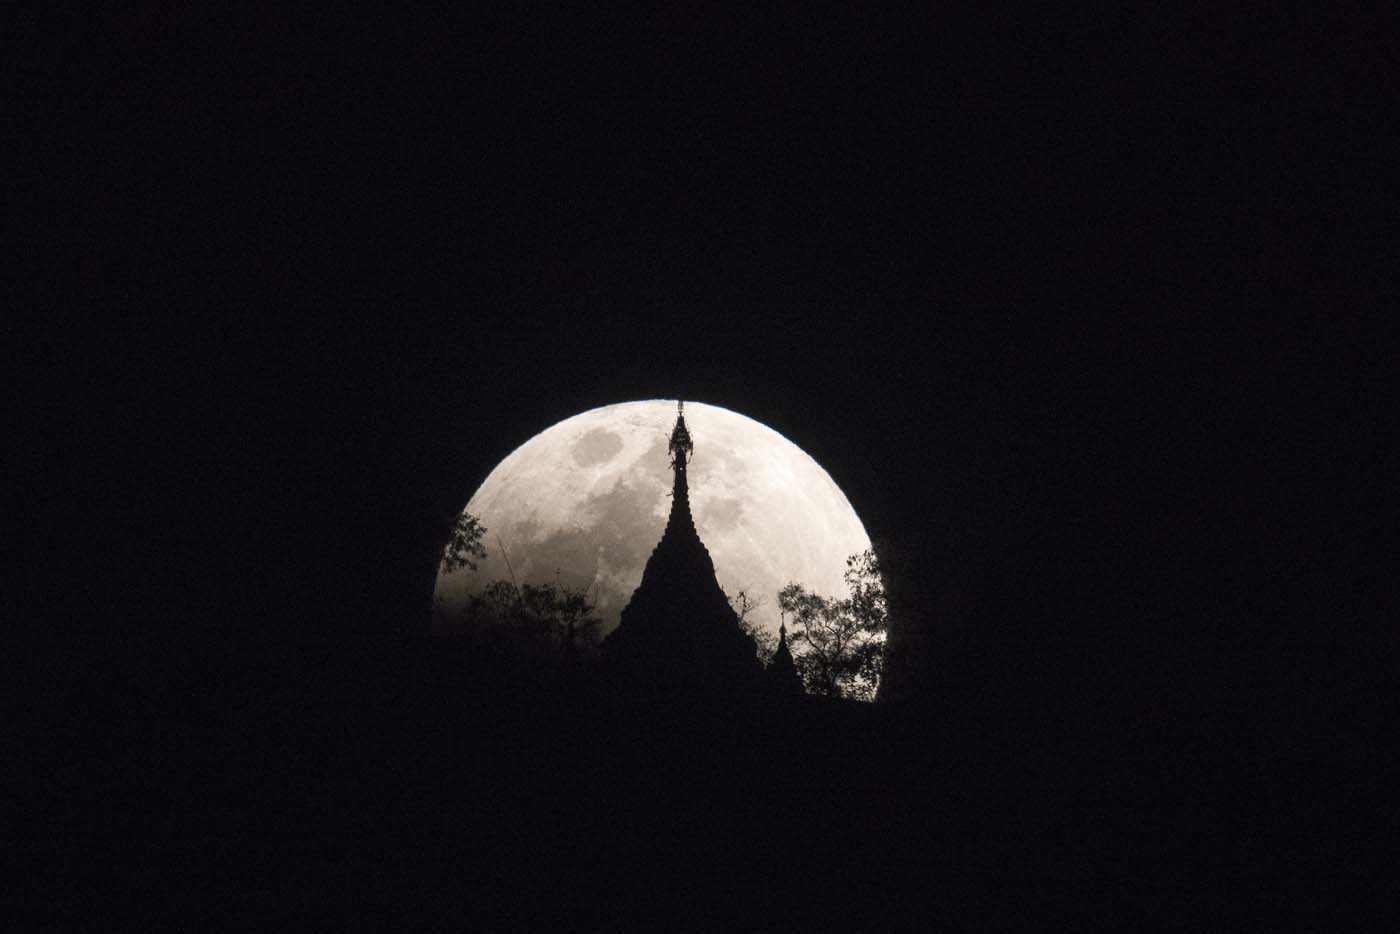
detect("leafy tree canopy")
(777, 549), (887, 701)
(441, 511), (487, 574)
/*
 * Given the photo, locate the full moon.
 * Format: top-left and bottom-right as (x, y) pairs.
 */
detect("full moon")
(434, 400), (873, 642)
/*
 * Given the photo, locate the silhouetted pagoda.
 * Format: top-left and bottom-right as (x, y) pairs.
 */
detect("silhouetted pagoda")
(601, 402), (763, 695)
(764, 613), (804, 696)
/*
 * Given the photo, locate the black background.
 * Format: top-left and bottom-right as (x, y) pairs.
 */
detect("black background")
(16, 4), (1390, 922)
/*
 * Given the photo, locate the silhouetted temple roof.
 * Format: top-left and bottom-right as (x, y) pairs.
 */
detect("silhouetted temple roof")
(602, 402), (761, 694)
(765, 618), (804, 696)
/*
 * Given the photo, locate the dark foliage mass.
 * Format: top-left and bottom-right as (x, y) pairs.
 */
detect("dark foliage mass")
(439, 511), (487, 575)
(444, 510), (886, 700)
(437, 521), (604, 667)
(437, 578), (603, 664)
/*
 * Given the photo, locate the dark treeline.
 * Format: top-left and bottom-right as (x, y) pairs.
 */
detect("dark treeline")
(435, 508), (890, 702)
(25, 444), (1377, 925)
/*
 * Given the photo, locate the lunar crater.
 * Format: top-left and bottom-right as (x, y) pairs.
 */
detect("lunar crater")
(572, 428), (624, 467)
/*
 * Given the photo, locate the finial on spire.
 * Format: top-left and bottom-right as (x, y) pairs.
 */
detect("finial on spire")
(668, 399), (693, 470)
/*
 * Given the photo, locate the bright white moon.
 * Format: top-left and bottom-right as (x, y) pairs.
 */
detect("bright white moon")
(434, 400), (873, 642)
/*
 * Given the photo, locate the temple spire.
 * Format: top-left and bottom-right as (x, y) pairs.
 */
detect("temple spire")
(602, 399), (762, 694)
(765, 607), (805, 696)
(665, 400), (696, 535)
(668, 400), (693, 470)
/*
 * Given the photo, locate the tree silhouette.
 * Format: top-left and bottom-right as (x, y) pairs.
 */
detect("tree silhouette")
(520, 580), (604, 661)
(731, 589), (777, 660)
(777, 549), (887, 700)
(440, 510), (487, 574)
(448, 578), (603, 664)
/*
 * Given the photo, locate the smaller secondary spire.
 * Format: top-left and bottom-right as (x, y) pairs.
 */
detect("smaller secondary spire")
(766, 606), (804, 696)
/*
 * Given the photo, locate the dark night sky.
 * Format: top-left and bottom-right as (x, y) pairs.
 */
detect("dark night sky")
(19, 6), (1388, 836)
